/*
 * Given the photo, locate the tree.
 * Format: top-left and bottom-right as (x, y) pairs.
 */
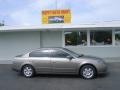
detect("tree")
(0, 21), (4, 26)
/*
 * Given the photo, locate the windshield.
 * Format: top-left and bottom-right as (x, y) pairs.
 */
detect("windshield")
(63, 48), (82, 58)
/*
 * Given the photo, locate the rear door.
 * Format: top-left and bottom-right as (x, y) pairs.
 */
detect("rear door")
(29, 49), (52, 73)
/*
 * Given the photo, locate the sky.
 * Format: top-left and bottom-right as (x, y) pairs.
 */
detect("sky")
(0, 0), (120, 26)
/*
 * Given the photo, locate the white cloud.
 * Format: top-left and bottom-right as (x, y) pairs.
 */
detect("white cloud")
(10, 10), (32, 25)
(2, 0), (120, 25)
(72, 0), (120, 24)
(9, 0), (71, 25)
(9, 0), (57, 25)
(55, 0), (70, 9)
(28, 0), (56, 10)
(87, 0), (120, 15)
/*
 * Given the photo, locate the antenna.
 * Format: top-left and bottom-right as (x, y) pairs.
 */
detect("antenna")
(55, 0), (58, 9)
(67, 0), (71, 9)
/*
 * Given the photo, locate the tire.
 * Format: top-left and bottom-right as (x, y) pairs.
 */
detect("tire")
(21, 65), (35, 78)
(80, 65), (96, 79)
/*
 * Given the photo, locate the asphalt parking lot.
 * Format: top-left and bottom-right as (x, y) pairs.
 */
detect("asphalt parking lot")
(0, 62), (120, 90)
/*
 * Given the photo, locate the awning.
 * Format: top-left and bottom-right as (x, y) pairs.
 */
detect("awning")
(0, 22), (120, 32)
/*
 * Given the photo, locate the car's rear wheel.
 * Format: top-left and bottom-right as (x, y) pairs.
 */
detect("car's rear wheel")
(22, 65), (35, 78)
(80, 65), (96, 79)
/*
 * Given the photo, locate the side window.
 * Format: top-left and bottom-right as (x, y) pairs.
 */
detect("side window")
(65, 31), (87, 46)
(29, 49), (52, 57)
(90, 30), (112, 45)
(52, 50), (70, 58)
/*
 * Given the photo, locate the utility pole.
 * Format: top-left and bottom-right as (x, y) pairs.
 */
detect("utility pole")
(55, 0), (58, 9)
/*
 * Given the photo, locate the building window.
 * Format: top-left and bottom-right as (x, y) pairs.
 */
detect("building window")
(115, 30), (120, 45)
(90, 30), (112, 46)
(64, 31), (87, 46)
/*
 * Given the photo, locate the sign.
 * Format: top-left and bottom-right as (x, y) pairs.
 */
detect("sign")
(42, 9), (71, 24)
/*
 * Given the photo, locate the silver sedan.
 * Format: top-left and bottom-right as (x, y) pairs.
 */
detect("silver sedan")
(12, 48), (107, 79)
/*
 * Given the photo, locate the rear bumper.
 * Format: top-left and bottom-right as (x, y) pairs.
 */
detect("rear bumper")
(12, 62), (21, 72)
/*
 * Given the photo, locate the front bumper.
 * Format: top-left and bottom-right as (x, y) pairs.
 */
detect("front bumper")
(97, 62), (108, 74)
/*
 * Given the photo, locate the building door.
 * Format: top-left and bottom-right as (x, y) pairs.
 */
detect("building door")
(40, 31), (63, 48)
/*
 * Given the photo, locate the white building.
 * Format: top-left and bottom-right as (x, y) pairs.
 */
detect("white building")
(0, 22), (120, 62)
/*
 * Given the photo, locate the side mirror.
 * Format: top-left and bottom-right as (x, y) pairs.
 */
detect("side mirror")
(66, 55), (73, 60)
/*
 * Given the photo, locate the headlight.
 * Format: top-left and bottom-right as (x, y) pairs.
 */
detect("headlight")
(97, 59), (106, 64)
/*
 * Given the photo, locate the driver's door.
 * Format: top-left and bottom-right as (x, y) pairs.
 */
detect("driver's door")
(51, 49), (78, 74)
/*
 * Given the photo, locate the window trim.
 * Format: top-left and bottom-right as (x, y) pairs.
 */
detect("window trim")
(63, 29), (118, 47)
(64, 31), (88, 46)
(114, 29), (120, 46)
(90, 30), (112, 46)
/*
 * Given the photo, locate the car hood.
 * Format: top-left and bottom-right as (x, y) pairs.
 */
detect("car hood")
(79, 55), (103, 61)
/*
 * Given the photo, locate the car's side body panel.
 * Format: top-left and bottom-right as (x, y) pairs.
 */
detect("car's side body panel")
(51, 58), (78, 74)
(12, 48), (107, 77)
(30, 57), (52, 73)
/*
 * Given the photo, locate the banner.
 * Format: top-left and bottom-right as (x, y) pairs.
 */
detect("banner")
(42, 9), (71, 24)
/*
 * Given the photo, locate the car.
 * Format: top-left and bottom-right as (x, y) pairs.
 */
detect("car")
(48, 16), (64, 23)
(12, 47), (107, 79)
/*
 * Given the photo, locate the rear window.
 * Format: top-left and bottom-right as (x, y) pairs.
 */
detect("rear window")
(29, 49), (54, 57)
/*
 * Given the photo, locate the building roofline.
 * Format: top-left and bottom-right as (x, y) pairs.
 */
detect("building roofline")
(0, 22), (120, 32)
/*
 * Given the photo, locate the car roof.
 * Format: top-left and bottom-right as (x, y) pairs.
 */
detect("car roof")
(34, 47), (66, 51)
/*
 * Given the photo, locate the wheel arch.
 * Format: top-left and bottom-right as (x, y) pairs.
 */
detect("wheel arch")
(79, 63), (98, 75)
(20, 64), (35, 73)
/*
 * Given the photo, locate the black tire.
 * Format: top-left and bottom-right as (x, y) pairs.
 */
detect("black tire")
(21, 65), (35, 78)
(80, 65), (96, 79)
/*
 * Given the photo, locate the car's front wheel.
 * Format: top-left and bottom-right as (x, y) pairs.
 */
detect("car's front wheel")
(80, 65), (96, 79)
(21, 65), (35, 78)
